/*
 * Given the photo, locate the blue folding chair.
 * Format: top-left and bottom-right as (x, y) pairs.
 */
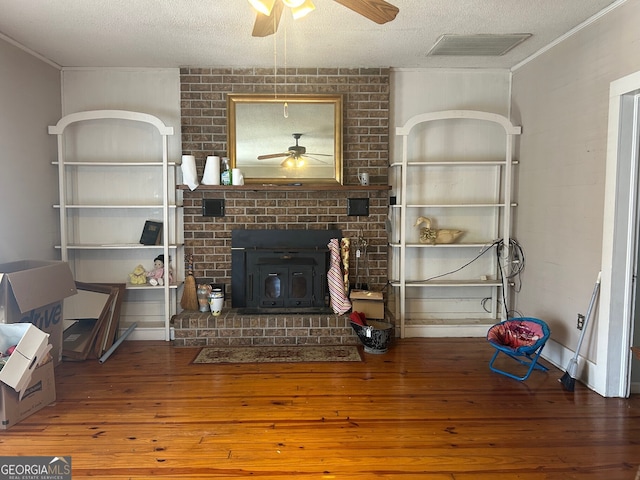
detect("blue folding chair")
(487, 317), (551, 381)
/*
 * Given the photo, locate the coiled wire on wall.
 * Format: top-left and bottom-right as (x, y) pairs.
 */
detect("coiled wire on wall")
(495, 238), (525, 317)
(409, 238), (526, 317)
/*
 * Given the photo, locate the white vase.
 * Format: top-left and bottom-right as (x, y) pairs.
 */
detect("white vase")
(209, 289), (224, 316)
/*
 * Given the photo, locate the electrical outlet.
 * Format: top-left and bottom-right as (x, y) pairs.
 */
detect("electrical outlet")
(577, 313), (585, 330)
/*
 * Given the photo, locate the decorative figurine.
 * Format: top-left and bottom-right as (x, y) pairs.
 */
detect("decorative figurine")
(414, 216), (464, 245)
(197, 284), (212, 312)
(129, 264), (147, 285)
(146, 254), (173, 286)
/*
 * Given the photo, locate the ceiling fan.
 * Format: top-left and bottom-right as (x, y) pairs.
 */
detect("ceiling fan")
(257, 133), (332, 168)
(249, 0), (399, 37)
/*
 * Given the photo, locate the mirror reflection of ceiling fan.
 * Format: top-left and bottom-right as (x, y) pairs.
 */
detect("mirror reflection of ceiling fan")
(257, 133), (332, 168)
(248, 0), (399, 37)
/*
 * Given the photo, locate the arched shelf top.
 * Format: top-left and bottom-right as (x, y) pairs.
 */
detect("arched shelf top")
(48, 110), (174, 136)
(396, 110), (521, 136)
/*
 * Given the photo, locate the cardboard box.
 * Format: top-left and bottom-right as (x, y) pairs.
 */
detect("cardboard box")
(0, 323), (51, 394)
(0, 260), (77, 364)
(350, 290), (385, 320)
(0, 360), (55, 430)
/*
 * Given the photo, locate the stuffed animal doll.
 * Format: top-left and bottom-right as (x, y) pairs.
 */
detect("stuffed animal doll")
(129, 264), (147, 285)
(146, 254), (173, 286)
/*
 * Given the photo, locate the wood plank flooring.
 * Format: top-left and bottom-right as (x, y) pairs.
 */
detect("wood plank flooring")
(2, 338), (640, 479)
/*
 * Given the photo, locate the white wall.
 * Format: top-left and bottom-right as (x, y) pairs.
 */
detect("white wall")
(511, 0), (640, 394)
(390, 69), (511, 160)
(61, 68), (181, 122)
(0, 38), (61, 262)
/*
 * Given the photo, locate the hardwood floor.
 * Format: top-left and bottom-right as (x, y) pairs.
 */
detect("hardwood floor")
(2, 338), (640, 479)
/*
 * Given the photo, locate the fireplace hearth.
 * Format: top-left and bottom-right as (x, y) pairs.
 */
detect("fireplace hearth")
(232, 229), (342, 314)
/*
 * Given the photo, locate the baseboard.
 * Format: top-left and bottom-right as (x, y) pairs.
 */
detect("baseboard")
(541, 338), (601, 394)
(120, 326), (166, 341)
(403, 324), (493, 338)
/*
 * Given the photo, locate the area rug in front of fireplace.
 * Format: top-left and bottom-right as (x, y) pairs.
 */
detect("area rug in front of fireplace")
(192, 345), (362, 364)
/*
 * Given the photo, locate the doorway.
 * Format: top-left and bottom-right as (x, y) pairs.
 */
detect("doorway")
(600, 70), (640, 397)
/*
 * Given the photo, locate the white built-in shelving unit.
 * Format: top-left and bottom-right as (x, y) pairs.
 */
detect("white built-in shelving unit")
(49, 110), (183, 341)
(390, 110), (521, 338)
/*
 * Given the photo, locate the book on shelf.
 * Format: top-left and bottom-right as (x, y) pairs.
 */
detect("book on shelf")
(140, 220), (162, 245)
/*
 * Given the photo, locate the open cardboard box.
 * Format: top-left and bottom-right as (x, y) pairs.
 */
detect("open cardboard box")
(0, 360), (55, 430)
(0, 323), (51, 394)
(350, 290), (385, 320)
(0, 260), (77, 365)
(0, 323), (56, 429)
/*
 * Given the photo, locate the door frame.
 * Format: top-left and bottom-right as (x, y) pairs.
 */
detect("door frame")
(600, 70), (640, 397)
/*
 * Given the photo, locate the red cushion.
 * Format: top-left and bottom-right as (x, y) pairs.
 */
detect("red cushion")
(488, 320), (543, 349)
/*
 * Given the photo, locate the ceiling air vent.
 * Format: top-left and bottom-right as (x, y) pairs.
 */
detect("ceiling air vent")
(427, 34), (532, 57)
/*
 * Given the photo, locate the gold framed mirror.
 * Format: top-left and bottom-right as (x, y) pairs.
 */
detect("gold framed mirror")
(227, 94), (343, 184)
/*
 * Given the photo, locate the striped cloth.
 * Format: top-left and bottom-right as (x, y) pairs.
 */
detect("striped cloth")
(328, 238), (351, 314)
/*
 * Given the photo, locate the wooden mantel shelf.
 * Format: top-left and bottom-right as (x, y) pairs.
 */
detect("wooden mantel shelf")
(177, 184), (391, 192)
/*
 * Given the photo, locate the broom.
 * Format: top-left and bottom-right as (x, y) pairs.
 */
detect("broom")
(559, 271), (601, 392)
(180, 253), (199, 311)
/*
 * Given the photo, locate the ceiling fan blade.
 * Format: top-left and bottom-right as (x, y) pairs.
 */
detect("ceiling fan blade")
(258, 152), (289, 160)
(332, 0), (398, 24)
(252, 1), (284, 37)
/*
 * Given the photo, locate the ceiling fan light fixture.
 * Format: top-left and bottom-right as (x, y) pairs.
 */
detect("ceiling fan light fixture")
(291, 0), (315, 19)
(282, 0), (305, 7)
(248, 0), (276, 16)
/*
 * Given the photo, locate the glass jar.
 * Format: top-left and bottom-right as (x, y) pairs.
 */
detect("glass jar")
(197, 284), (212, 313)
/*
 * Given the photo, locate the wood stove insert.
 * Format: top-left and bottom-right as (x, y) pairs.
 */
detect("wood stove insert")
(232, 229), (342, 314)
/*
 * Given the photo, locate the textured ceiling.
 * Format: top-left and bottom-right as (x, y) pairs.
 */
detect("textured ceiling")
(0, 0), (623, 69)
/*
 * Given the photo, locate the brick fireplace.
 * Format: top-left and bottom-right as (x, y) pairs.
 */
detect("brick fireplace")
(172, 67), (392, 346)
